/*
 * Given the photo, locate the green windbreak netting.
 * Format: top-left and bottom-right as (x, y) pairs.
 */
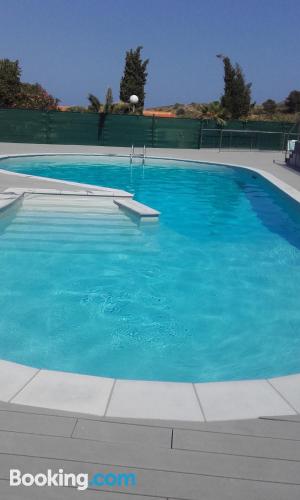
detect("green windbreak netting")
(101, 114), (153, 147)
(0, 109), (48, 143)
(217, 130), (283, 150)
(0, 109), (297, 150)
(47, 112), (99, 145)
(153, 117), (200, 148)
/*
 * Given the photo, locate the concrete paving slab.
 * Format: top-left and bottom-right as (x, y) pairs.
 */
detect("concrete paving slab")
(12, 370), (114, 416)
(268, 374), (300, 412)
(0, 360), (38, 402)
(106, 380), (204, 421)
(195, 379), (296, 421)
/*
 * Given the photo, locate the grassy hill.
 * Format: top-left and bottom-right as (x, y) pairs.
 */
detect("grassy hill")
(147, 102), (298, 123)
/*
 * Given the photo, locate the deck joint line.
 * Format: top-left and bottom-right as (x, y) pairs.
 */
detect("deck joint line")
(192, 383), (206, 421)
(104, 379), (117, 417)
(170, 428), (174, 449)
(8, 369), (41, 403)
(70, 417), (79, 438)
(266, 379), (299, 414)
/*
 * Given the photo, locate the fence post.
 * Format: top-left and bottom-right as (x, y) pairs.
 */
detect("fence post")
(151, 114), (155, 148)
(98, 112), (107, 145)
(281, 132), (286, 152)
(45, 112), (51, 144)
(197, 120), (203, 149)
(218, 128), (223, 151)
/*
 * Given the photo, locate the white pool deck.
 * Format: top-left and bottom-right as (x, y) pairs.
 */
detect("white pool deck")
(0, 143), (300, 423)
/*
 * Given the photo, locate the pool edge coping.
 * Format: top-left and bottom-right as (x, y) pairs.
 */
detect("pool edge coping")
(0, 151), (299, 422)
(1, 360), (299, 422)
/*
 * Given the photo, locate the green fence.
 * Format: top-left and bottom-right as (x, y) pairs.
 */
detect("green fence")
(0, 108), (298, 150)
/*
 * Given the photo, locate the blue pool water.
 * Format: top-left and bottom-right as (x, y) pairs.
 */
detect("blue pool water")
(0, 154), (300, 382)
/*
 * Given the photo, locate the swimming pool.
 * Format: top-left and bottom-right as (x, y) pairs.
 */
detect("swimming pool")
(0, 154), (300, 383)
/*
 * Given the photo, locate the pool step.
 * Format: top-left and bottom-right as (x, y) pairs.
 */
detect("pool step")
(0, 193), (159, 255)
(23, 195), (120, 210)
(0, 193), (23, 213)
(22, 193), (160, 223)
(114, 197), (160, 221)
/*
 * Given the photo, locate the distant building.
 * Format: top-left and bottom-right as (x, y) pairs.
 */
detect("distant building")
(57, 105), (74, 111)
(57, 106), (176, 117)
(143, 110), (176, 118)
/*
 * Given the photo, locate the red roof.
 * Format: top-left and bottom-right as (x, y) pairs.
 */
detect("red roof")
(143, 110), (176, 118)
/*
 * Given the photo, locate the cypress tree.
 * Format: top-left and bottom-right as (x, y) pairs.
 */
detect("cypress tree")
(231, 64), (251, 118)
(218, 55), (252, 119)
(120, 46), (149, 111)
(220, 56), (235, 115)
(0, 59), (21, 108)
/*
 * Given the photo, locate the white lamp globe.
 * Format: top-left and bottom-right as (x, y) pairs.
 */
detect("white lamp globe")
(129, 95), (139, 104)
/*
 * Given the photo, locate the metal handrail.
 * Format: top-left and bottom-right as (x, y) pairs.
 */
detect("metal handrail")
(129, 145), (146, 165)
(203, 128), (300, 152)
(208, 128), (290, 135)
(129, 132), (299, 154)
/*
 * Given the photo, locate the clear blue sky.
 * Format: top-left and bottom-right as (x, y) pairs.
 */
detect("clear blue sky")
(0, 0), (299, 107)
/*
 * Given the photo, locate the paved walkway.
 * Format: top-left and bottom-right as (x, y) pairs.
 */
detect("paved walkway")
(0, 401), (299, 499)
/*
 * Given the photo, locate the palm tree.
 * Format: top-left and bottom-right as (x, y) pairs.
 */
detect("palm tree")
(104, 87), (114, 113)
(200, 101), (227, 125)
(87, 94), (101, 112)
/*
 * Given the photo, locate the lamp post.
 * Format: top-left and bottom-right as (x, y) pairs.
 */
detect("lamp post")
(129, 95), (139, 113)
